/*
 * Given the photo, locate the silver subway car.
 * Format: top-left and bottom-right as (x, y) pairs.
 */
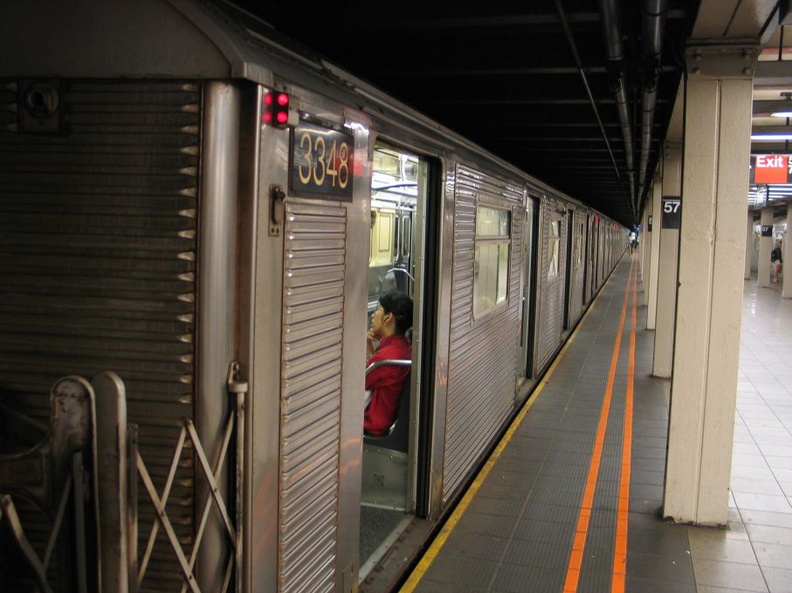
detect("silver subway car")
(0, 2), (626, 592)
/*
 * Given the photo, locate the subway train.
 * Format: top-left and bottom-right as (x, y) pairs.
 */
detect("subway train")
(0, 1), (626, 592)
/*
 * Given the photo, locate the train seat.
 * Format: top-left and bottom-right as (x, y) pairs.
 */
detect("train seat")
(361, 362), (411, 510)
(363, 373), (410, 451)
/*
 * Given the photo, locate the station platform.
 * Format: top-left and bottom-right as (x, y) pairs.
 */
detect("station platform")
(398, 256), (792, 593)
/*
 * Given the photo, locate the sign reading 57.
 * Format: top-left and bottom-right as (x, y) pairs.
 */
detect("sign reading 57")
(661, 196), (681, 229)
(290, 122), (354, 201)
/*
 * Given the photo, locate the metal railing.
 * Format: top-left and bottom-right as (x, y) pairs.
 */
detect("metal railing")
(0, 364), (247, 593)
(0, 376), (95, 593)
(129, 362), (246, 593)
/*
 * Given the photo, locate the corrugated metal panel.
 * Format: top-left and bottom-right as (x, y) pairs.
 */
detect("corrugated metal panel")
(442, 165), (524, 504)
(535, 200), (568, 373)
(278, 201), (345, 593)
(0, 79), (200, 591)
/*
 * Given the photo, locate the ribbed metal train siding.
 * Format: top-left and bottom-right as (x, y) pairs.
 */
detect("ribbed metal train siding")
(0, 80), (199, 591)
(567, 210), (586, 327)
(278, 201), (345, 593)
(442, 165), (524, 504)
(535, 201), (568, 373)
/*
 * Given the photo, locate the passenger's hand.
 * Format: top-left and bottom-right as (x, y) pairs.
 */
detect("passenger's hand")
(366, 329), (377, 357)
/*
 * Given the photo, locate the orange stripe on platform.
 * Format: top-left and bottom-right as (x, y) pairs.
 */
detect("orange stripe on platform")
(611, 258), (638, 592)
(562, 261), (634, 593)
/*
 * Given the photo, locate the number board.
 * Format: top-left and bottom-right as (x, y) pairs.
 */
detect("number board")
(290, 122), (354, 201)
(661, 196), (681, 229)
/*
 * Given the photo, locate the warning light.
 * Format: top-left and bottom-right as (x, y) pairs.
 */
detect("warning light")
(262, 90), (290, 127)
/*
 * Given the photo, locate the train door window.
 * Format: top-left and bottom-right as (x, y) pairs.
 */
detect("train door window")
(578, 222), (585, 265)
(393, 215), (401, 264)
(473, 205), (510, 317)
(548, 219), (561, 279)
(401, 215), (411, 260)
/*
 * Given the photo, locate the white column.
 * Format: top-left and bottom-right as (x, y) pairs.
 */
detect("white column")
(646, 174), (663, 330)
(652, 145), (681, 378)
(640, 203), (651, 290)
(759, 206), (773, 287)
(663, 45), (756, 526)
(745, 210), (753, 280)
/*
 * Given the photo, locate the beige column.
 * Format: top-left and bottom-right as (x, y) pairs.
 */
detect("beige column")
(640, 201), (651, 291)
(745, 210), (753, 280)
(652, 145), (681, 378)
(646, 174), (663, 330)
(663, 45), (756, 526)
(758, 206), (773, 287)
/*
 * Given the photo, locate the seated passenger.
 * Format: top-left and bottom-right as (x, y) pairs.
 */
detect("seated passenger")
(364, 291), (413, 436)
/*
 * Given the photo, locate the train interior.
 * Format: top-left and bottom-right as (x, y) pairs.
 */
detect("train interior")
(359, 144), (422, 573)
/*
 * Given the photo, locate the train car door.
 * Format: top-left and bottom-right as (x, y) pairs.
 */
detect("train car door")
(534, 199), (568, 373)
(518, 196), (538, 382)
(360, 143), (435, 578)
(563, 209), (574, 330)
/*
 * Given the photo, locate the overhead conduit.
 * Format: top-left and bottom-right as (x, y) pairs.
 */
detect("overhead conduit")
(598, 0), (636, 214)
(638, 0), (667, 212)
(554, 0), (631, 219)
(598, 0), (667, 222)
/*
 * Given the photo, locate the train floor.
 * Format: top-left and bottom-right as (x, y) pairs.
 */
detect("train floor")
(398, 256), (792, 593)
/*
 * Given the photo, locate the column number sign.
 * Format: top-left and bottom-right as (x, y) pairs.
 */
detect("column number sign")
(662, 196), (681, 229)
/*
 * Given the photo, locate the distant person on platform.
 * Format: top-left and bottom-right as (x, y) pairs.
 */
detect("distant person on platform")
(771, 240), (783, 283)
(364, 292), (413, 436)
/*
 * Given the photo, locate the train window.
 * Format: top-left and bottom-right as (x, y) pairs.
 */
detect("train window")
(548, 220), (561, 278)
(373, 149), (401, 177)
(576, 221), (584, 266)
(371, 209), (396, 267)
(403, 159), (418, 181)
(368, 143), (419, 309)
(473, 205), (510, 317)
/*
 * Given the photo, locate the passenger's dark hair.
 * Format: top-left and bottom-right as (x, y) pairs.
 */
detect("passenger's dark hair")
(379, 291), (413, 335)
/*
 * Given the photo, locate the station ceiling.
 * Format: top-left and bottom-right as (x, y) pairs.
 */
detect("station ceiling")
(230, 0), (704, 227)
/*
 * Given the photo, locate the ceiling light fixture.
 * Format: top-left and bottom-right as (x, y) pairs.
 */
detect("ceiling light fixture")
(753, 92), (792, 118)
(751, 133), (792, 141)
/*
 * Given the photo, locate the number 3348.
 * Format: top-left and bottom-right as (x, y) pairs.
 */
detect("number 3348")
(296, 131), (351, 189)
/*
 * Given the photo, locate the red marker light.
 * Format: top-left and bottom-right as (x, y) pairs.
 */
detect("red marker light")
(262, 90), (290, 127)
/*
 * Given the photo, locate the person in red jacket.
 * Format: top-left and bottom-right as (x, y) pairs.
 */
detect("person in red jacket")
(364, 291), (413, 436)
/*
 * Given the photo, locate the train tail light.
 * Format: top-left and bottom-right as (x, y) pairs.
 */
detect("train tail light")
(263, 90), (291, 127)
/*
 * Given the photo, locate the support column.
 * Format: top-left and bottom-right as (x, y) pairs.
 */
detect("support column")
(745, 210), (753, 280)
(758, 206), (773, 287)
(663, 45), (756, 525)
(652, 144), (681, 378)
(784, 201), (791, 299)
(646, 173), (663, 330)
(640, 202), (651, 290)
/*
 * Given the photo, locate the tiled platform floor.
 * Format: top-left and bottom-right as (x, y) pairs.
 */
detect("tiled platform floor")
(401, 260), (792, 593)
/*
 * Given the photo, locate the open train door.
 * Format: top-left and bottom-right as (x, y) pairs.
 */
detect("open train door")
(359, 142), (439, 582)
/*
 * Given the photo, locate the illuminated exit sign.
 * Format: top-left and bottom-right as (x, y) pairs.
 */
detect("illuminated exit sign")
(752, 154), (791, 183)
